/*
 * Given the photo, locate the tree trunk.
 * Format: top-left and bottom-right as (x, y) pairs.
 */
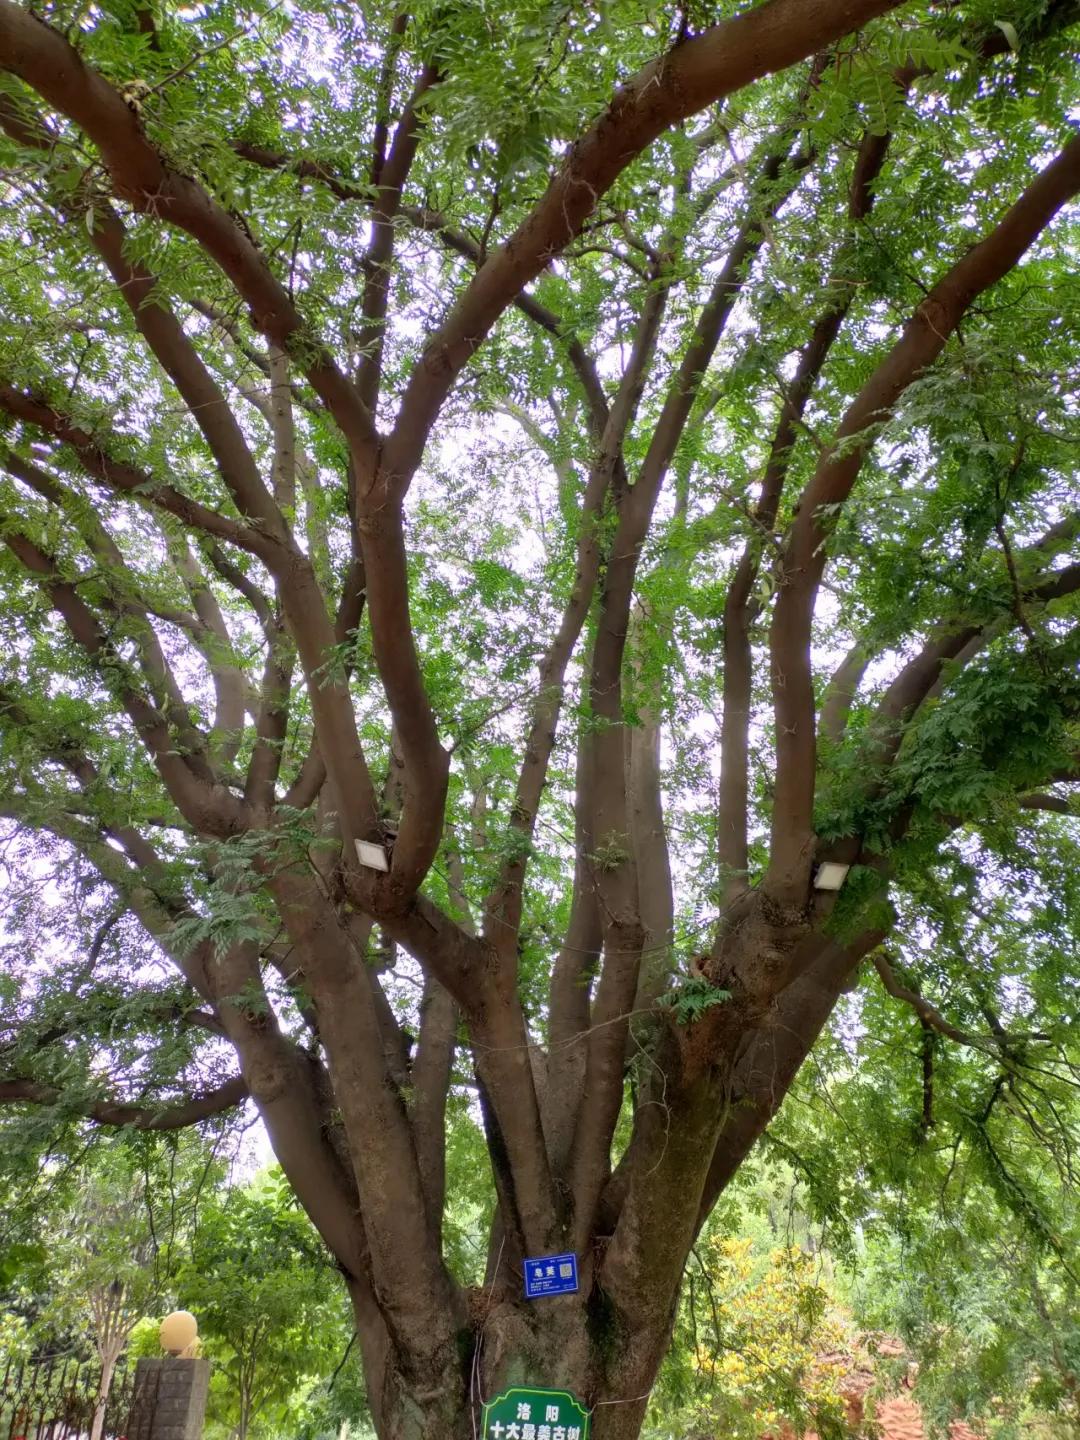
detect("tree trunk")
(88, 1353), (116, 1440)
(360, 1300), (678, 1440)
(331, 923), (880, 1440)
(236, 1388), (250, 1440)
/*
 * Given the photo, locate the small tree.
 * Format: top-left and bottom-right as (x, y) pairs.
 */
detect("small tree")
(177, 1174), (347, 1440)
(2, 1132), (225, 1435)
(35, 1153), (160, 1440)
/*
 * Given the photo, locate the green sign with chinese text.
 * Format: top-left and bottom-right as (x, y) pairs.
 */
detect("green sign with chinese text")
(481, 1389), (589, 1440)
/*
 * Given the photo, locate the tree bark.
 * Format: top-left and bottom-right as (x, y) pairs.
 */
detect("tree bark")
(88, 1352), (116, 1440)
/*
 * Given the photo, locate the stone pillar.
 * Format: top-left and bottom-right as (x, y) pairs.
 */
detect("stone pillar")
(127, 1358), (210, 1440)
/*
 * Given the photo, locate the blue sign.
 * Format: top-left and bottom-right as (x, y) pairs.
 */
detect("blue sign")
(523, 1251), (579, 1299)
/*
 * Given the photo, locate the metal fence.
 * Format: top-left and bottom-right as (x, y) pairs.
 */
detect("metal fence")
(0, 1357), (157, 1440)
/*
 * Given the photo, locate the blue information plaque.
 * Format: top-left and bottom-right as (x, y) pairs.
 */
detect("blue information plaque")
(523, 1251), (579, 1299)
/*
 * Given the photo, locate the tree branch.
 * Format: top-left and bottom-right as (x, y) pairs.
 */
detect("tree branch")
(819, 642), (871, 744)
(266, 867), (464, 1356)
(872, 950), (1052, 1049)
(716, 105), (901, 899)
(570, 139), (809, 1242)
(355, 59), (439, 413)
(1018, 792), (1076, 815)
(766, 132), (1080, 901)
(2, 525), (247, 836)
(0, 380), (274, 560)
(398, 203), (613, 442)
(0, 1074), (248, 1128)
(482, 260), (669, 957)
(0, 9), (377, 459)
(5, 448), (249, 767)
(378, 0), (907, 502)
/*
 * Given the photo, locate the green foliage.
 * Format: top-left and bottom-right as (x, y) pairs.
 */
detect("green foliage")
(653, 1169), (857, 1440)
(176, 1171), (352, 1440)
(661, 976), (731, 1027)
(0, 1132), (226, 1375)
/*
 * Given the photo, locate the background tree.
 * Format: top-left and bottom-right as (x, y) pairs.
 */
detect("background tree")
(0, 1132), (228, 1438)
(664, 1226), (854, 1440)
(0, 0), (1078, 1438)
(175, 1173), (351, 1440)
(54, 1163), (157, 1440)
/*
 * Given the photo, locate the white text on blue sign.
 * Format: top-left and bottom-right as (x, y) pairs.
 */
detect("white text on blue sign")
(523, 1252), (579, 1299)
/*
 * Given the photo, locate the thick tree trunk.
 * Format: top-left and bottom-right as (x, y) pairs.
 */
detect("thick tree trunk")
(357, 1302), (678, 1440)
(329, 918), (881, 1440)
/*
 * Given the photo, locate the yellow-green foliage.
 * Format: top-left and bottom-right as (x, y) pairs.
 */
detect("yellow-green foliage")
(682, 1237), (853, 1440)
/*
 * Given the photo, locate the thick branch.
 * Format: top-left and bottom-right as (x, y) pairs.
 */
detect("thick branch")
(859, 546), (1080, 789)
(398, 203), (613, 443)
(378, 0), (908, 499)
(0, 9), (377, 458)
(689, 929), (887, 1230)
(267, 867), (463, 1356)
(168, 535), (248, 761)
(411, 979), (458, 1244)
(570, 142), (807, 1241)
(544, 713), (602, 1176)
(717, 93), (907, 901)
(1018, 792), (1076, 815)
(351, 500), (448, 894)
(244, 613), (295, 808)
(87, 200), (283, 536)
(200, 940), (378, 1290)
(766, 132), (1080, 900)
(0, 1074), (248, 1128)
(819, 642), (871, 744)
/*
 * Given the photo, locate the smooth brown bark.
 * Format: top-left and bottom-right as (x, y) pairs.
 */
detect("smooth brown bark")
(767, 133), (1080, 901)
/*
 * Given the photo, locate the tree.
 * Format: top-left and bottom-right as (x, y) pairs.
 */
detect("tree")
(175, 1173), (349, 1440)
(45, 1158), (159, 1440)
(1, 1134), (224, 1440)
(0, 1134), (226, 1440)
(664, 1230), (854, 1440)
(0, 0), (1078, 1437)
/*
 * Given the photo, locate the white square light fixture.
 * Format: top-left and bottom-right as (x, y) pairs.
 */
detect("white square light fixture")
(355, 839), (389, 872)
(814, 861), (850, 892)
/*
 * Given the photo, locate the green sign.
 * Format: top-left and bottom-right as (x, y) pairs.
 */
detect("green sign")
(481, 1388), (589, 1440)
